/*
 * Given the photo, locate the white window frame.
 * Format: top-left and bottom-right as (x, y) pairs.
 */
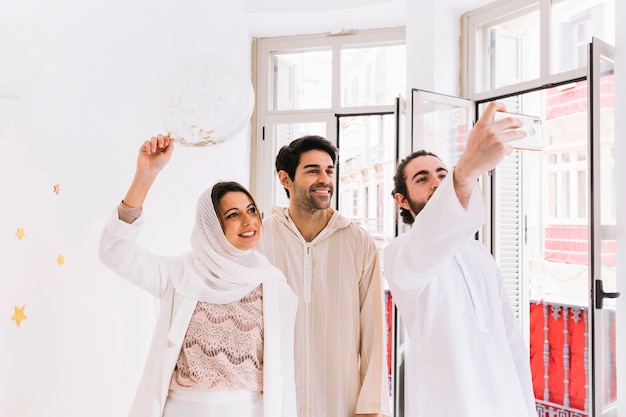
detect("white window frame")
(250, 27), (406, 216)
(461, 0), (589, 101)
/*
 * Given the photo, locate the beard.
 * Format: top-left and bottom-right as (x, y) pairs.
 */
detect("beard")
(407, 196), (427, 217)
(292, 182), (334, 211)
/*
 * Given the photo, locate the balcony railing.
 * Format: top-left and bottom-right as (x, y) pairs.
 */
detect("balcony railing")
(530, 300), (617, 416)
(383, 298), (616, 417)
(535, 400), (587, 417)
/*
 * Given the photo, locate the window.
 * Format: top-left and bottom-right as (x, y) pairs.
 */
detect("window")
(546, 147), (587, 222)
(552, 0), (612, 73)
(252, 27), (406, 217)
(377, 182), (384, 234)
(271, 50), (332, 110)
(463, 0), (615, 98)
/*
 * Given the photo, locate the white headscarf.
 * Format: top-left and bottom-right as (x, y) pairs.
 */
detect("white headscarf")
(173, 185), (286, 303)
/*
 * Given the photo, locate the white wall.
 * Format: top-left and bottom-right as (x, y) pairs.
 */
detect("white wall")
(0, 0), (253, 416)
(406, 1), (463, 96)
(245, 0), (406, 37)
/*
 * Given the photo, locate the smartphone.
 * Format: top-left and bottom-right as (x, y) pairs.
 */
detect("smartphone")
(494, 111), (545, 151)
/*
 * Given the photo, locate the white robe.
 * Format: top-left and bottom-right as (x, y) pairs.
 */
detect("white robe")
(384, 173), (537, 417)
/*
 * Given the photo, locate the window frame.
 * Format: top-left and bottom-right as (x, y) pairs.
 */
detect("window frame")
(461, 0), (591, 101)
(251, 27), (406, 217)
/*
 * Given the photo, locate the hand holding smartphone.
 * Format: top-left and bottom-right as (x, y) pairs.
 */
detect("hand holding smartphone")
(494, 111), (545, 151)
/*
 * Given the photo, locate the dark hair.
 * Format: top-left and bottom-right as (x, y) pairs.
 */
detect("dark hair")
(275, 135), (338, 198)
(210, 181), (261, 226)
(392, 150), (441, 225)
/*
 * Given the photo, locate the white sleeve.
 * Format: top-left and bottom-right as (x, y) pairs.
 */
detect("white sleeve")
(98, 207), (173, 297)
(384, 172), (485, 292)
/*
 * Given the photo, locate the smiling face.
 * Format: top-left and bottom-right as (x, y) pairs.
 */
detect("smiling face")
(217, 191), (261, 251)
(395, 154), (448, 219)
(280, 149), (335, 211)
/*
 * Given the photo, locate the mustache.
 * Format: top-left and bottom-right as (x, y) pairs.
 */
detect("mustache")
(310, 185), (332, 191)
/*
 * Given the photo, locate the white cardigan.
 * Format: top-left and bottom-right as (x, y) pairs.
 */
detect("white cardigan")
(99, 209), (298, 417)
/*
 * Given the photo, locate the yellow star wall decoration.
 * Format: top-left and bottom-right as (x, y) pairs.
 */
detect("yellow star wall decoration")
(15, 227), (25, 240)
(53, 184), (60, 195)
(11, 305), (27, 327)
(57, 254), (65, 265)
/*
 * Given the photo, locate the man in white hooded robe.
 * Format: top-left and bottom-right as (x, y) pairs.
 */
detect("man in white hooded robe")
(384, 102), (538, 417)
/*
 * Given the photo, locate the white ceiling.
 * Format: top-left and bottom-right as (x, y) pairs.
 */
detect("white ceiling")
(244, 0), (398, 13)
(244, 0), (406, 37)
(243, 0), (492, 38)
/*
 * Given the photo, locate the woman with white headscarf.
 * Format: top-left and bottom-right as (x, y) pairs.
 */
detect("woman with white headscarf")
(99, 134), (298, 417)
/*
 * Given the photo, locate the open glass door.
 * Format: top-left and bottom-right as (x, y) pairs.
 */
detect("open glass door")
(589, 37), (619, 417)
(411, 89), (473, 167)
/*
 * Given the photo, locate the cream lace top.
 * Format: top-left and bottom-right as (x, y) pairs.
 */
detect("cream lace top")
(169, 284), (264, 391)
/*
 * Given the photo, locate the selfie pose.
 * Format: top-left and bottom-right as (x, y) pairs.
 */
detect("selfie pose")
(384, 103), (538, 417)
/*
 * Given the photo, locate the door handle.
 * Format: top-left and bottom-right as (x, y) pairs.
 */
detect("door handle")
(595, 279), (621, 309)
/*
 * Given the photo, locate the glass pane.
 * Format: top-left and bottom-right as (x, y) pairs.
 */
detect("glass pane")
(485, 85), (591, 415)
(337, 113), (397, 244)
(341, 45), (406, 107)
(594, 46), (617, 416)
(270, 50), (332, 110)
(411, 91), (471, 168)
(269, 122), (327, 209)
(522, 84), (589, 303)
(475, 9), (539, 92)
(551, 0), (616, 73)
